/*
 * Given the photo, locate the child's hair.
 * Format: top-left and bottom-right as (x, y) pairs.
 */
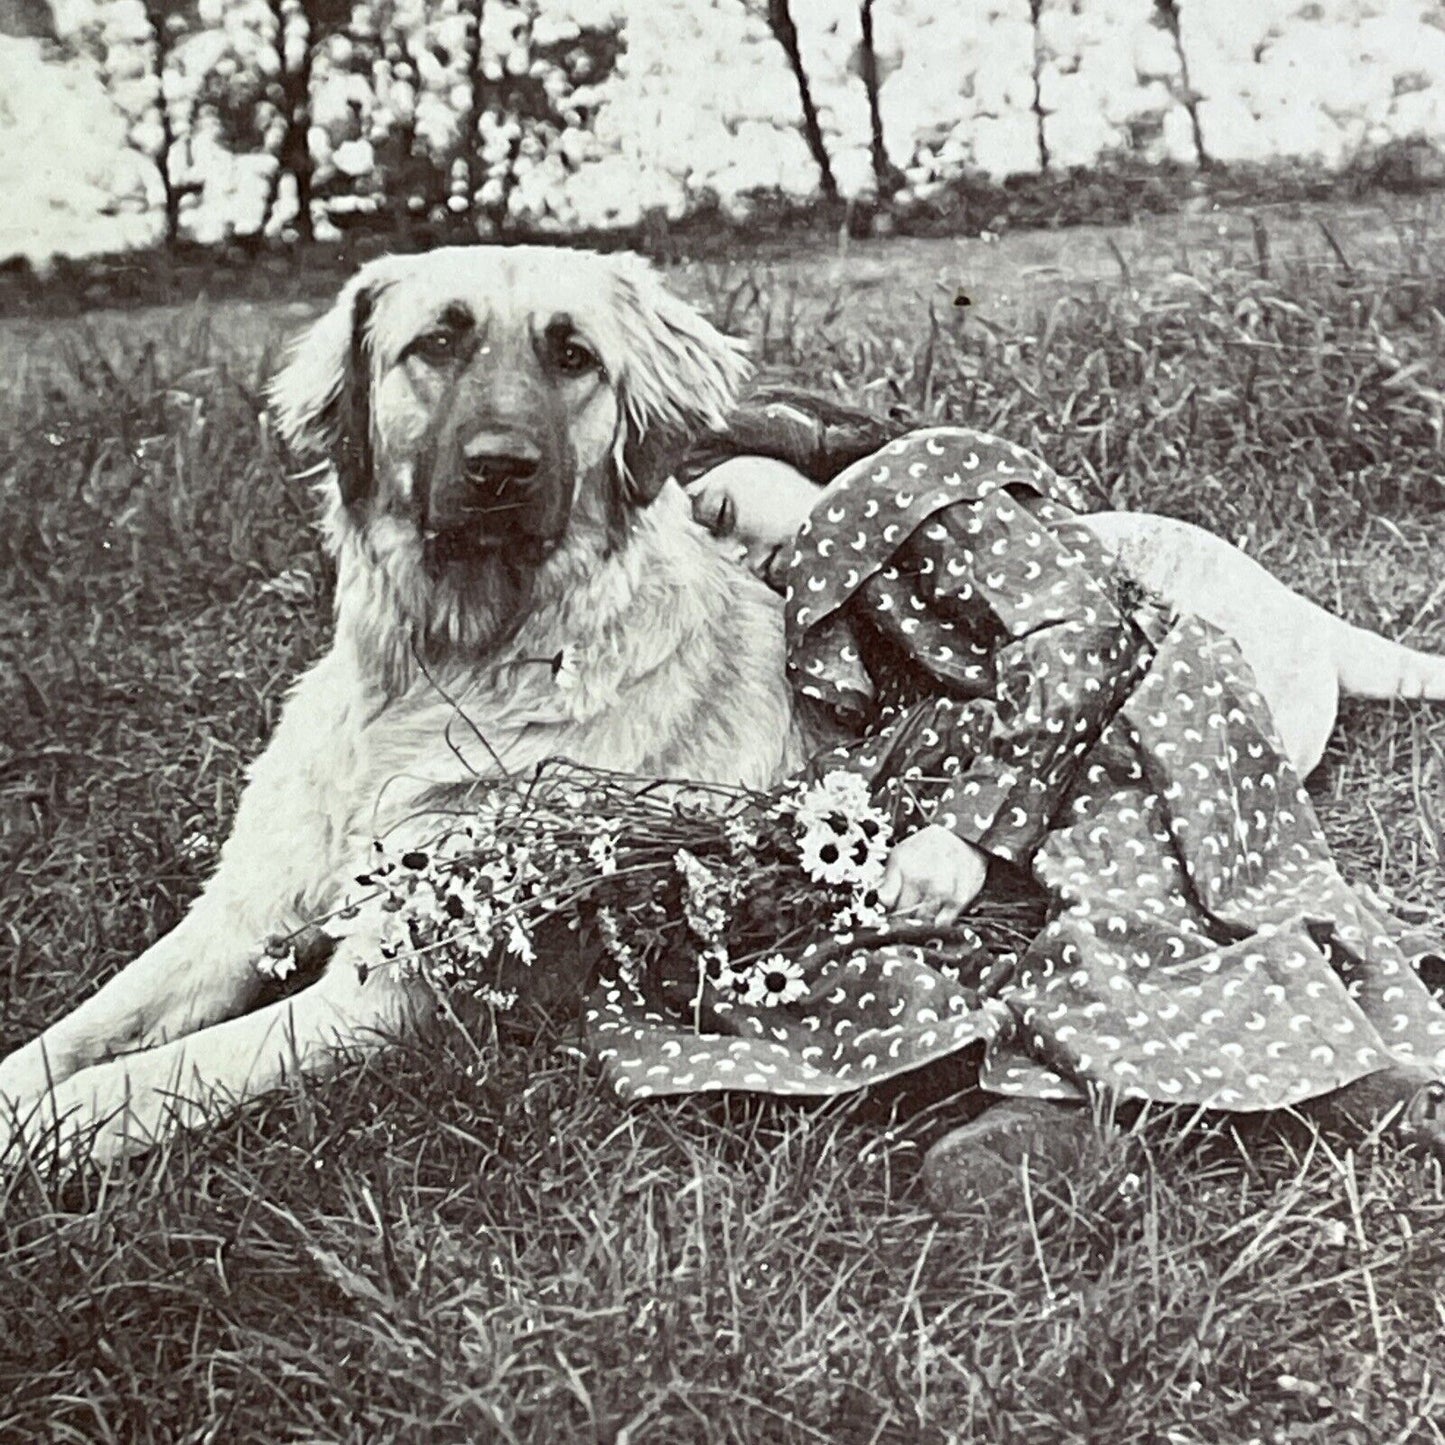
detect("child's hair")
(678, 386), (915, 488)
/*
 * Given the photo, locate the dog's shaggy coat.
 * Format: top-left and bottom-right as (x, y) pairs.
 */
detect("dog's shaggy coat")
(0, 247), (808, 1164)
(3, 245), (1445, 1169)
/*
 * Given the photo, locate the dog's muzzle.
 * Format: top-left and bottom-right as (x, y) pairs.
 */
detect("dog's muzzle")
(424, 432), (567, 569)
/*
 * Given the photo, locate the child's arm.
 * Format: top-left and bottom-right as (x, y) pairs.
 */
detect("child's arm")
(678, 387), (911, 488)
(687, 455), (994, 925)
(878, 825), (990, 927)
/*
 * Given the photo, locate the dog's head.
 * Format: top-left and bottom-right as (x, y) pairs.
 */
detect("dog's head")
(270, 246), (749, 588)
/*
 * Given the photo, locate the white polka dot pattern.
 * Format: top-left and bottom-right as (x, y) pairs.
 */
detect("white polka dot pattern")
(584, 426), (1445, 1110)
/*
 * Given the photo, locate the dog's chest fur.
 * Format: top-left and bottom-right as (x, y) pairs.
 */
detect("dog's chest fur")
(219, 493), (814, 928)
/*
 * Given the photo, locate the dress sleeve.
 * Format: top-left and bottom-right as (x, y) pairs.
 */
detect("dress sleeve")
(855, 489), (1154, 865)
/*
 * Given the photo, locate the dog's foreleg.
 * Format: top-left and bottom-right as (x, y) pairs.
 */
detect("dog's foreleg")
(0, 801), (335, 1104)
(2, 940), (430, 1170)
(1085, 511), (1445, 774)
(0, 653), (379, 1104)
(1083, 512), (1347, 776)
(0, 906), (270, 1110)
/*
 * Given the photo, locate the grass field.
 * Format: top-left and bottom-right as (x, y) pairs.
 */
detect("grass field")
(3, 198), (1445, 1442)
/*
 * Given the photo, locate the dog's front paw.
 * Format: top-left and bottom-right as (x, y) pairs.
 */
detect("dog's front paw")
(0, 1077), (75, 1174)
(0, 1041), (61, 1123)
(1, 1063), (171, 1174)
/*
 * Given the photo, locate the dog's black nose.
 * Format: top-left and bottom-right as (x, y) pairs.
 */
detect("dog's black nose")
(465, 451), (539, 486)
(463, 433), (542, 487)
(429, 430), (561, 551)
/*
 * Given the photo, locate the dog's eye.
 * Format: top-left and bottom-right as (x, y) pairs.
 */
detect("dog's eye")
(551, 337), (597, 376)
(409, 330), (459, 367)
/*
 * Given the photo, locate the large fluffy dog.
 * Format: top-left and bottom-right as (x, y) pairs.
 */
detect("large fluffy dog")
(2, 245), (1444, 1169)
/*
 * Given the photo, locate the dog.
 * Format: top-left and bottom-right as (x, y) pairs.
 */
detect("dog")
(3, 245), (1444, 1170)
(0, 246), (806, 1167)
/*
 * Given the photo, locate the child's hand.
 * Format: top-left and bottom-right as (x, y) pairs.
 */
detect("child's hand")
(686, 457), (819, 572)
(878, 826), (988, 927)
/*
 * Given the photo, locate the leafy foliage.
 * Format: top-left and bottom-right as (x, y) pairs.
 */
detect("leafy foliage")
(99, 0), (629, 242)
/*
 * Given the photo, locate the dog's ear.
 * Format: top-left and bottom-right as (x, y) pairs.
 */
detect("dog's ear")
(607, 254), (752, 505)
(269, 265), (391, 508)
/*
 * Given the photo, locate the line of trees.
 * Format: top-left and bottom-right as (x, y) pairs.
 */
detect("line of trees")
(57, 0), (1215, 250)
(753, 0), (1210, 207)
(78, 0), (627, 246)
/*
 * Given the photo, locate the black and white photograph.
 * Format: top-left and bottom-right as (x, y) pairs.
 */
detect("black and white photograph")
(2, 0), (1445, 1439)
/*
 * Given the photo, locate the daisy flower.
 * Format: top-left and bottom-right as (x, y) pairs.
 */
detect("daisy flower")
(753, 953), (808, 1008)
(426, 956), (462, 987)
(799, 827), (851, 885)
(475, 985), (519, 1010)
(255, 941), (298, 981)
(374, 906), (412, 958)
(722, 811), (761, 859)
(843, 821), (891, 888)
(799, 822), (887, 888)
(456, 890), (497, 947)
(791, 770), (876, 830)
(403, 879), (454, 932)
(396, 845), (435, 874)
(505, 916), (536, 964)
(359, 837), (400, 882)
(832, 886), (889, 933)
(551, 648), (582, 691)
(699, 943), (733, 981)
(720, 966), (768, 1009)
(587, 828), (620, 876)
(472, 857), (512, 904)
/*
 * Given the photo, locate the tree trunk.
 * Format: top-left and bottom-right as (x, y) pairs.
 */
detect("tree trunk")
(262, 0), (318, 242)
(764, 0), (838, 203)
(1155, 0), (1212, 169)
(857, 0), (899, 197)
(1028, 0), (1050, 171)
(149, 5), (181, 245)
(460, 0), (488, 227)
(488, 130), (523, 236)
(284, 43), (317, 242)
(139, 0), (186, 247)
(159, 124), (183, 245)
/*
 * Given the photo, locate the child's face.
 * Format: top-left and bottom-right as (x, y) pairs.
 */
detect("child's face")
(685, 456), (820, 575)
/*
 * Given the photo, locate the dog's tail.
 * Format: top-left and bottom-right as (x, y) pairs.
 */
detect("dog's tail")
(1328, 612), (1445, 700)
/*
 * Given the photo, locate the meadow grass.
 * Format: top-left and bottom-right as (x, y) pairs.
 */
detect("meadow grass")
(2, 202), (1445, 1442)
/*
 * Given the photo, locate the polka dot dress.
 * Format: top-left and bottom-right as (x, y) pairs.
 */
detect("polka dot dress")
(585, 426), (1445, 1111)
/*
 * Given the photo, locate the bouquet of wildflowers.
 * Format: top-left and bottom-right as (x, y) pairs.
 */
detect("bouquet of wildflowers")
(253, 761), (1039, 1018)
